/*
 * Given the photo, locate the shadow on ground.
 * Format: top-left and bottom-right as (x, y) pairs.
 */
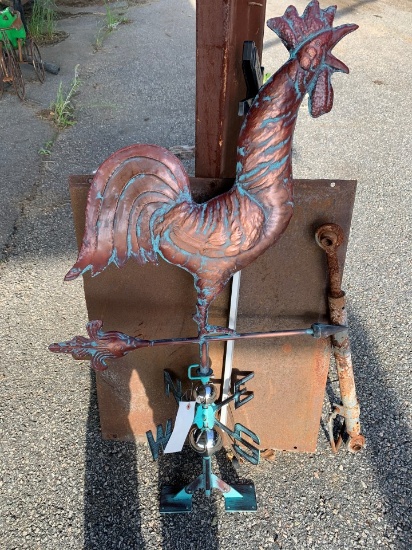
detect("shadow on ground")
(83, 372), (145, 549)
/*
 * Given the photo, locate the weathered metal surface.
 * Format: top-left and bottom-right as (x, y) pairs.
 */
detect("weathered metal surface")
(315, 223), (345, 298)
(328, 297), (365, 453)
(316, 223), (365, 453)
(229, 179), (357, 452)
(57, 1), (358, 451)
(195, 0), (267, 178)
(49, 319), (148, 371)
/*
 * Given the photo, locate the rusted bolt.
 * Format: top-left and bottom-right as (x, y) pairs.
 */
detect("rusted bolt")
(315, 223), (345, 299)
(315, 223), (344, 254)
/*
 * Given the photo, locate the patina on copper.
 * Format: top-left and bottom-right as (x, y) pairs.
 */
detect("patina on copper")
(315, 223), (366, 453)
(64, 1), (358, 352)
(48, 320), (148, 371)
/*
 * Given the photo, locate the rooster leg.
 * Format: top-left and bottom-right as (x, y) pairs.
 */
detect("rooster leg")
(193, 297), (211, 337)
(194, 286), (236, 337)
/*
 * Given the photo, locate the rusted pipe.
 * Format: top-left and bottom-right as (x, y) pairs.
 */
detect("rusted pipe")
(315, 224), (365, 453)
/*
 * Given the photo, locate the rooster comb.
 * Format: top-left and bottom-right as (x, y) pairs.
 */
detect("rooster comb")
(267, 0), (339, 52)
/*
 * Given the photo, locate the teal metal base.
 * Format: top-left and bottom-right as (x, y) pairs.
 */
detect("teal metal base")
(159, 456), (258, 513)
(159, 482), (258, 514)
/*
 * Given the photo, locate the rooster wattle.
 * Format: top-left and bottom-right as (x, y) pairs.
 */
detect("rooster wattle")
(65, 1), (357, 337)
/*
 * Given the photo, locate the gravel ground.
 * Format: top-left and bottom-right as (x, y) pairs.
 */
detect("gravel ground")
(0, 0), (411, 549)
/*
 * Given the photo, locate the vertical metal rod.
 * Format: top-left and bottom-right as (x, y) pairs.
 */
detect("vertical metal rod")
(204, 457), (212, 496)
(328, 295), (365, 452)
(220, 271), (241, 425)
(199, 340), (211, 375)
(195, 0), (266, 379)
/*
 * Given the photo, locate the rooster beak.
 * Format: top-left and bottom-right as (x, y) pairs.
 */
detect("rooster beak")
(325, 53), (349, 74)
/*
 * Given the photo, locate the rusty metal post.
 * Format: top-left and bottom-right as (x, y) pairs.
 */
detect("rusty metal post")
(315, 224), (366, 453)
(195, 0), (267, 178)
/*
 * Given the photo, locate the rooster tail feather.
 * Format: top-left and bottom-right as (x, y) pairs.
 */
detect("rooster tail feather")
(65, 144), (191, 281)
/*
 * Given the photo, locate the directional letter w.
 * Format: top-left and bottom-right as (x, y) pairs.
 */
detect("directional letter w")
(146, 419), (173, 461)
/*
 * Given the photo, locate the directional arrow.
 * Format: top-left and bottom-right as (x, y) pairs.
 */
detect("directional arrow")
(49, 321), (347, 371)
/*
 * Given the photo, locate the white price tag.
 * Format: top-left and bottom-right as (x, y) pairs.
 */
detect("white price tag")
(164, 401), (196, 453)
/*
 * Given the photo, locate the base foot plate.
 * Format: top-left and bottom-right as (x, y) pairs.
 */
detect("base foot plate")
(160, 486), (192, 514)
(224, 483), (258, 512)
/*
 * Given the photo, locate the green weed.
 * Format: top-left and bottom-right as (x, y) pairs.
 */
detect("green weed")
(49, 65), (81, 129)
(93, 2), (129, 51)
(104, 1), (129, 30)
(263, 72), (272, 84)
(38, 139), (53, 156)
(28, 0), (57, 43)
(93, 26), (107, 52)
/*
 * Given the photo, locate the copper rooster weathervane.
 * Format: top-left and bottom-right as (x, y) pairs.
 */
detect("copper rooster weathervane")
(50, 1), (359, 513)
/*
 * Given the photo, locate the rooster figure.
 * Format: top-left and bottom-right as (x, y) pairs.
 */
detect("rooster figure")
(65, 1), (357, 338)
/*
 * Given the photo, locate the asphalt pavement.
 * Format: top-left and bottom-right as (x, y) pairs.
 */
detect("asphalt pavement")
(0, 0), (411, 548)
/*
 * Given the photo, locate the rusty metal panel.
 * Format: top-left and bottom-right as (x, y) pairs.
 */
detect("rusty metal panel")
(69, 176), (355, 450)
(195, 0), (267, 178)
(229, 178), (357, 452)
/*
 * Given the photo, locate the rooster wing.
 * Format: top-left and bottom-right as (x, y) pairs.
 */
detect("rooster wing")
(155, 189), (265, 278)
